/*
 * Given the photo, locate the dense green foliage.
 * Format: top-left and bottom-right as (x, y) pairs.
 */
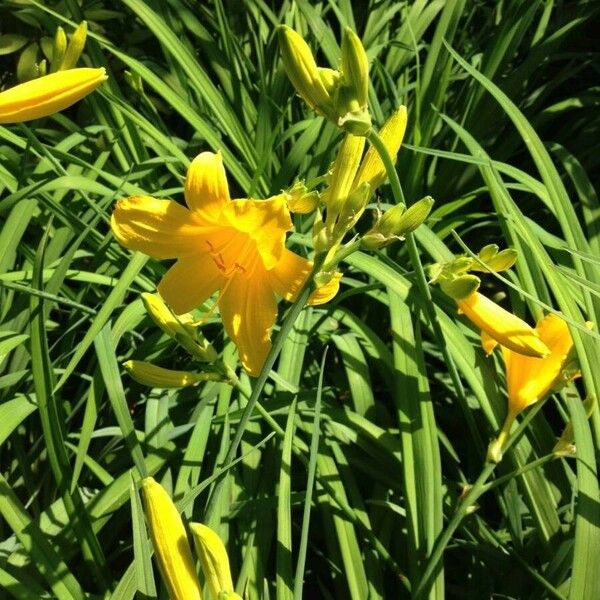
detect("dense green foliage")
(1, 1), (599, 598)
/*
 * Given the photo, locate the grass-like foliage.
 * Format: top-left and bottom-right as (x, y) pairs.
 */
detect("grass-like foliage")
(1, 1), (599, 598)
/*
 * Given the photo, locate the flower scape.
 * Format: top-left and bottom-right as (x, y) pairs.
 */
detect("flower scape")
(0, 6), (598, 600)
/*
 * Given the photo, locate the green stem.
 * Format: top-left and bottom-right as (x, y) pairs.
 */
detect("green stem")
(366, 129), (478, 447)
(413, 462), (496, 599)
(479, 454), (557, 495)
(414, 398), (550, 598)
(203, 256), (324, 522)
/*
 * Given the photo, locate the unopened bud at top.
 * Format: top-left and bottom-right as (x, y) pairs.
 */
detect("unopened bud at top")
(277, 25), (335, 120)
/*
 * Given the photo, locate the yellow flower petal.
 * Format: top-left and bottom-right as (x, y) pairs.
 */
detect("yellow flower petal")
(219, 269), (277, 377)
(141, 477), (202, 600)
(0, 67), (107, 123)
(354, 105), (407, 191)
(266, 249), (312, 301)
(456, 292), (549, 358)
(309, 271), (342, 305)
(185, 151), (230, 222)
(266, 249), (341, 305)
(158, 255), (225, 315)
(189, 523), (235, 599)
(111, 196), (209, 259)
(502, 314), (574, 414)
(481, 330), (499, 356)
(224, 194), (292, 270)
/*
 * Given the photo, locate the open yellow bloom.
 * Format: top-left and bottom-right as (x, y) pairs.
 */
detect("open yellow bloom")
(456, 291), (549, 358)
(487, 314), (577, 462)
(0, 67), (107, 123)
(141, 477), (202, 600)
(502, 313), (575, 415)
(111, 152), (339, 376)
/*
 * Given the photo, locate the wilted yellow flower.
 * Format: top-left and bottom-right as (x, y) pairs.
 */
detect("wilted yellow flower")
(0, 67), (107, 123)
(141, 477), (202, 600)
(111, 152), (339, 376)
(190, 523), (242, 600)
(456, 291), (549, 358)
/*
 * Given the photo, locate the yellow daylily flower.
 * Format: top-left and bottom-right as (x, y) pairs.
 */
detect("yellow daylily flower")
(488, 314), (578, 462)
(502, 314), (575, 416)
(456, 291), (549, 358)
(0, 67), (107, 123)
(190, 523), (242, 600)
(141, 477), (202, 600)
(111, 152), (339, 376)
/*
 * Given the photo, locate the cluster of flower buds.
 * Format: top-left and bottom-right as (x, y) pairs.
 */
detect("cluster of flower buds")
(51, 21), (89, 73)
(122, 293), (226, 389)
(429, 244), (518, 301)
(141, 477), (243, 600)
(278, 25), (371, 135)
(362, 196), (434, 249)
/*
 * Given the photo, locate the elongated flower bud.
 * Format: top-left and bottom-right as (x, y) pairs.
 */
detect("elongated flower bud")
(141, 293), (217, 361)
(341, 27), (369, 109)
(141, 478), (202, 600)
(190, 523), (239, 600)
(354, 106), (408, 193)
(324, 134), (365, 227)
(123, 360), (222, 388)
(51, 27), (67, 72)
(0, 67), (107, 123)
(60, 21), (88, 71)
(277, 25), (334, 120)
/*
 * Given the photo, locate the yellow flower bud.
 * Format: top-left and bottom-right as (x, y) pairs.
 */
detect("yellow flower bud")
(471, 247), (518, 273)
(0, 67), (107, 123)
(353, 106), (408, 193)
(190, 523), (235, 600)
(59, 21), (88, 71)
(323, 134), (365, 227)
(52, 27), (67, 72)
(141, 478), (202, 600)
(123, 360), (222, 388)
(141, 293), (217, 361)
(277, 25), (334, 120)
(341, 27), (369, 109)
